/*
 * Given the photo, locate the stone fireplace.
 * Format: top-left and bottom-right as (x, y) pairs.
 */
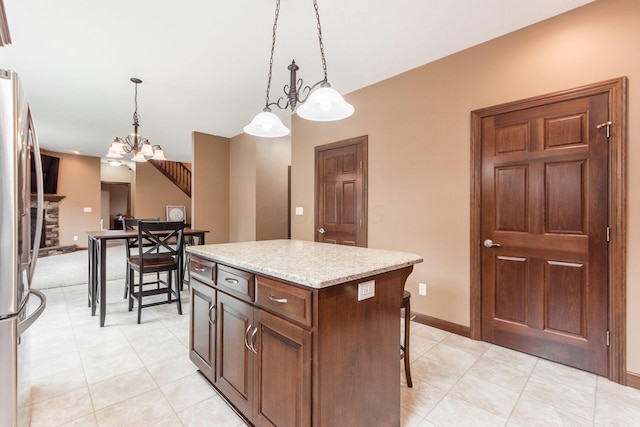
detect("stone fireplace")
(30, 194), (76, 257)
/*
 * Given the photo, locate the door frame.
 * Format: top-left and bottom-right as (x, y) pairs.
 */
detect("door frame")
(314, 135), (368, 247)
(470, 77), (627, 383)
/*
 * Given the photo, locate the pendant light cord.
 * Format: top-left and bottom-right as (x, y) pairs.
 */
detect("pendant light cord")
(313, 0), (328, 83)
(264, 0), (281, 109)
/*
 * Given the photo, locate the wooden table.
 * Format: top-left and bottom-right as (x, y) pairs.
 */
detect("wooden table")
(86, 228), (207, 327)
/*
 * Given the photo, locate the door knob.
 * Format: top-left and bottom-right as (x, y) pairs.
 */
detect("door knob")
(318, 228), (326, 234)
(483, 239), (502, 248)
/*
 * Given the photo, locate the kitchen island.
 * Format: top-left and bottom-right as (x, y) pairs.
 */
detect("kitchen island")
(186, 239), (422, 427)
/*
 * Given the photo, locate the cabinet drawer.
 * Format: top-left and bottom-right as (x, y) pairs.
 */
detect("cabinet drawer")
(256, 276), (312, 327)
(217, 264), (255, 302)
(190, 256), (215, 285)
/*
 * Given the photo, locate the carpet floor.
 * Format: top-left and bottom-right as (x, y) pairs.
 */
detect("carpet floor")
(31, 243), (126, 289)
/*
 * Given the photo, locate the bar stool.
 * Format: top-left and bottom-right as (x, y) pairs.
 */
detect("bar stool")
(401, 290), (413, 387)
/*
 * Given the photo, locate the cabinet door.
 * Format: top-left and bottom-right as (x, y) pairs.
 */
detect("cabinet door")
(189, 279), (216, 383)
(254, 309), (311, 427)
(217, 291), (254, 417)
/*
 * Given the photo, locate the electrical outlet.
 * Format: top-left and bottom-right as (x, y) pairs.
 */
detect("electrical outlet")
(83, 207), (92, 213)
(73, 235), (78, 241)
(419, 282), (427, 296)
(357, 280), (375, 301)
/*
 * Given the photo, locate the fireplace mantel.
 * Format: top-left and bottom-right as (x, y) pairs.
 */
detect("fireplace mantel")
(31, 194), (66, 202)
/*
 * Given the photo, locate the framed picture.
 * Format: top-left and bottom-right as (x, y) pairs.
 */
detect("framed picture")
(166, 205), (186, 222)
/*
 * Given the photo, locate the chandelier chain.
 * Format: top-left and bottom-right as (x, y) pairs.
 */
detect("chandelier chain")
(133, 81), (140, 126)
(313, 0), (328, 82)
(265, 0), (281, 108)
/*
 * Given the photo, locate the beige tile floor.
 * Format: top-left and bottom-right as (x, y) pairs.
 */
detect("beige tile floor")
(25, 280), (640, 426)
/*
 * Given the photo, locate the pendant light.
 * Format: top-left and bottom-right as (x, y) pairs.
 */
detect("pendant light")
(244, 0), (353, 138)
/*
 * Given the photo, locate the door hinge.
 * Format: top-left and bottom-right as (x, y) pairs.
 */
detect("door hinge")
(359, 218), (363, 227)
(359, 160), (363, 169)
(596, 120), (612, 138)
(606, 330), (610, 346)
(606, 226), (611, 242)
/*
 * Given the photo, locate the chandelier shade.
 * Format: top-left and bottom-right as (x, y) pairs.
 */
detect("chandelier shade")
(244, 0), (353, 138)
(243, 109), (291, 138)
(106, 78), (167, 162)
(296, 84), (354, 121)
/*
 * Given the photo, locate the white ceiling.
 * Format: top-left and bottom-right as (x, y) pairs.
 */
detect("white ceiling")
(1, 0), (593, 162)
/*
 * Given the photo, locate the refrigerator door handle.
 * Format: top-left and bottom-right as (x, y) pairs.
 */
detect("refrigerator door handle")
(27, 109), (44, 284)
(17, 289), (46, 336)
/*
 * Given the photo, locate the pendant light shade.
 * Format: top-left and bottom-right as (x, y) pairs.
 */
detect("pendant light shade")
(296, 85), (354, 121)
(243, 110), (291, 137)
(151, 146), (167, 160)
(244, 0), (353, 137)
(131, 151), (146, 162)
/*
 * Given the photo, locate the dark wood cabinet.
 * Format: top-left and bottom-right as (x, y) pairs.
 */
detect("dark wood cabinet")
(216, 291), (254, 417)
(216, 285), (312, 427)
(189, 278), (216, 383)
(189, 253), (413, 427)
(254, 308), (311, 427)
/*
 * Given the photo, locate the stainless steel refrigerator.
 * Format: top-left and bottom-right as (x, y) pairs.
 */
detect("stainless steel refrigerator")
(0, 69), (47, 427)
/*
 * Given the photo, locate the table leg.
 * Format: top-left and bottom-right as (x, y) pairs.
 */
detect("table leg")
(89, 236), (98, 313)
(88, 236), (92, 307)
(99, 238), (107, 327)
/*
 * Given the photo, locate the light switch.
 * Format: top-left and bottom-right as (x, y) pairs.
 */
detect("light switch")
(295, 206), (304, 216)
(83, 207), (92, 213)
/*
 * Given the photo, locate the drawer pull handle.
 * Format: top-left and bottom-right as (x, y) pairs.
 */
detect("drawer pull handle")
(250, 327), (258, 354)
(225, 278), (239, 284)
(193, 266), (207, 272)
(244, 324), (253, 351)
(269, 295), (288, 304)
(208, 305), (216, 325)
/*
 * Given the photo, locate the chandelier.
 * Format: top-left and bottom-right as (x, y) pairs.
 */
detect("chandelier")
(106, 77), (167, 162)
(243, 0), (354, 138)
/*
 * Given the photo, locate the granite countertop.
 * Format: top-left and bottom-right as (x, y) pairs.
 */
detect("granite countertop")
(187, 239), (423, 289)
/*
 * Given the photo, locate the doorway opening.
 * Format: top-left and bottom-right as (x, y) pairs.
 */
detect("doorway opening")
(101, 182), (131, 230)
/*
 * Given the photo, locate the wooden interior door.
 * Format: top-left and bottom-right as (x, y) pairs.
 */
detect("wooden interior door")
(479, 92), (610, 375)
(315, 136), (367, 247)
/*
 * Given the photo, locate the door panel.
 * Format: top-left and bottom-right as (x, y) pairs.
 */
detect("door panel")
(216, 292), (253, 415)
(254, 309), (311, 427)
(315, 136), (367, 247)
(480, 93), (609, 375)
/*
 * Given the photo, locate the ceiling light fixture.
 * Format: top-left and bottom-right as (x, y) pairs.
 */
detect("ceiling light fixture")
(243, 0), (354, 138)
(106, 77), (167, 162)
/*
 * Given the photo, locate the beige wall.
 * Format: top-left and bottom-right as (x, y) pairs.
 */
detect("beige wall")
(256, 138), (291, 241)
(49, 151), (101, 247)
(192, 131), (230, 244)
(229, 133), (291, 242)
(133, 162), (192, 223)
(229, 133), (257, 242)
(290, 0), (640, 374)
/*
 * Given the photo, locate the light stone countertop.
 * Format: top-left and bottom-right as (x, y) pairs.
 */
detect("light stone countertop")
(187, 239), (423, 289)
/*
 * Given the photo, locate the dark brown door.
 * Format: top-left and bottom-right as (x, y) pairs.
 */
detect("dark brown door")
(480, 93), (609, 375)
(315, 136), (367, 246)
